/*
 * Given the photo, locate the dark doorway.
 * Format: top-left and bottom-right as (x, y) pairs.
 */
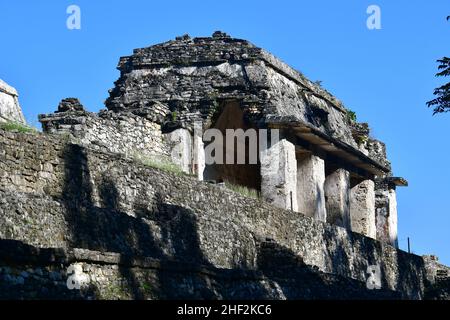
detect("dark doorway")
(203, 100), (261, 191)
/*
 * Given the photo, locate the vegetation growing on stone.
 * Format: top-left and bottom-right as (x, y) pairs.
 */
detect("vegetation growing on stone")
(224, 181), (260, 199)
(346, 110), (357, 123)
(0, 121), (37, 134)
(132, 153), (185, 176)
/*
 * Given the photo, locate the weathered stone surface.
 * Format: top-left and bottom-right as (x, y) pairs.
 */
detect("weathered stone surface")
(104, 33), (363, 149)
(0, 130), (428, 298)
(39, 100), (170, 162)
(57, 98), (85, 113)
(367, 138), (392, 172)
(423, 255), (450, 284)
(325, 168), (350, 229)
(36, 34), (398, 230)
(387, 189), (398, 248)
(0, 33), (428, 300)
(0, 239), (402, 300)
(193, 122), (206, 180)
(375, 179), (398, 248)
(423, 255), (450, 300)
(260, 139), (297, 211)
(166, 128), (192, 174)
(350, 180), (376, 239)
(296, 154), (326, 221)
(0, 79), (26, 124)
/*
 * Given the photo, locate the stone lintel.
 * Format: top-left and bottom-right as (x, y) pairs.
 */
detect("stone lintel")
(384, 176), (408, 188)
(268, 120), (389, 177)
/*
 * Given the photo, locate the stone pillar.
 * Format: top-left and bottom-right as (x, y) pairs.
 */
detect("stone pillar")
(260, 139), (298, 211)
(193, 131), (205, 181)
(387, 188), (398, 248)
(167, 128), (192, 174)
(375, 184), (399, 248)
(296, 154), (326, 222)
(350, 179), (376, 239)
(324, 168), (350, 229)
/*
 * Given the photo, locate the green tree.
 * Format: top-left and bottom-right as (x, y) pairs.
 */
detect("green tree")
(427, 57), (450, 114)
(427, 17), (450, 114)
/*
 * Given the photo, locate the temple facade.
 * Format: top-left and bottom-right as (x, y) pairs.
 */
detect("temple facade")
(39, 32), (406, 248)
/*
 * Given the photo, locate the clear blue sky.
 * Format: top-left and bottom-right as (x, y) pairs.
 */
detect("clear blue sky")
(1, 1), (449, 264)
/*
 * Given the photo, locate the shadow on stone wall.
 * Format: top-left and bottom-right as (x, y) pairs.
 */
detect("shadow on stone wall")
(60, 144), (221, 299)
(255, 238), (399, 299)
(395, 248), (427, 299)
(0, 239), (99, 300)
(55, 144), (404, 299)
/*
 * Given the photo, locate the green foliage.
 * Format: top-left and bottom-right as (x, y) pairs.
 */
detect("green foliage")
(427, 17), (449, 114)
(132, 153), (185, 176)
(224, 181), (260, 199)
(0, 121), (37, 133)
(355, 134), (369, 145)
(346, 110), (357, 122)
(171, 111), (178, 122)
(427, 57), (450, 114)
(141, 282), (152, 294)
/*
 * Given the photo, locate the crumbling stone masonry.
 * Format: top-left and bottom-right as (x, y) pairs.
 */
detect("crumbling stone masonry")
(39, 98), (170, 161)
(0, 79), (26, 124)
(39, 32), (405, 245)
(0, 129), (429, 299)
(1, 32), (442, 299)
(423, 255), (450, 299)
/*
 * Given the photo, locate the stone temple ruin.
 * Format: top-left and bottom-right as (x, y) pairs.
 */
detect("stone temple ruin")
(41, 31), (404, 247)
(0, 32), (449, 299)
(0, 78), (26, 125)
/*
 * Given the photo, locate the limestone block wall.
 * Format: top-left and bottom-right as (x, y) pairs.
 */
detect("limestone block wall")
(0, 240), (403, 300)
(423, 255), (450, 284)
(0, 130), (65, 195)
(39, 108), (171, 162)
(0, 130), (428, 298)
(0, 79), (26, 124)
